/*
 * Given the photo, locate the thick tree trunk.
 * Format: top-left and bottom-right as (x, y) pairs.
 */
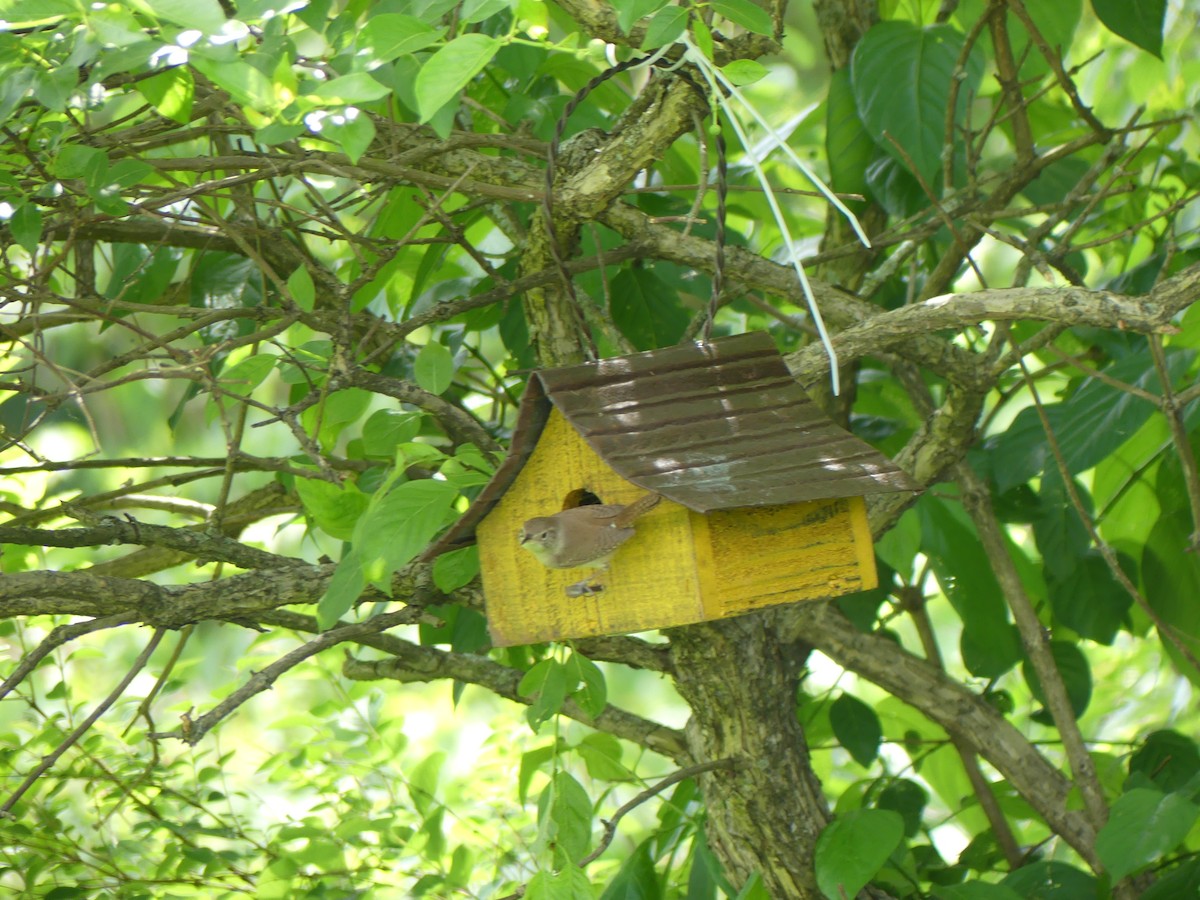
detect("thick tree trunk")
(669, 612), (835, 898)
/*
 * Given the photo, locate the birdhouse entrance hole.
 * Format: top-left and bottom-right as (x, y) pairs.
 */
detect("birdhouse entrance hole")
(561, 488), (603, 510)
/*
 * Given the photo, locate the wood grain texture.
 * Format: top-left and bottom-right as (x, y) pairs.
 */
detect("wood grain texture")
(480, 409), (878, 645)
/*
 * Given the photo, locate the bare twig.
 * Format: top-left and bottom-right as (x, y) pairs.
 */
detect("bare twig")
(577, 758), (737, 866)
(0, 613), (134, 702)
(155, 608), (423, 746)
(1, 628), (166, 816)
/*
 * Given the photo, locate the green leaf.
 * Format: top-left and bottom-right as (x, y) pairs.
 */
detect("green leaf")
(720, 58), (767, 85)
(136, 66), (194, 123)
(395, 441), (448, 469)
(851, 21), (984, 188)
(439, 443), (497, 490)
(59, 143), (106, 181)
(1095, 788), (1199, 881)
(43, 888), (92, 899)
(431, 546), (480, 593)
(190, 56), (274, 111)
(710, 0), (773, 36)
(33, 64), (77, 111)
(415, 33), (500, 122)
(1091, 0), (1165, 58)
(614, 0), (666, 35)
(933, 884), (1023, 900)
(576, 733), (628, 781)
(825, 68), (875, 206)
(103, 246), (179, 305)
(610, 267), (691, 350)
(9, 202), (42, 254)
(918, 497), (1018, 677)
(286, 265), (315, 311)
(830, 693), (882, 768)
(566, 652), (606, 719)
(218, 353), (276, 396)
(0, 66), (36, 124)
(86, 157), (153, 213)
(1143, 514), (1200, 673)
(1141, 857), (1200, 900)
(362, 410), (423, 457)
(413, 340), (456, 394)
(875, 509), (920, 578)
(419, 602), (488, 652)
(877, 779), (927, 838)
(999, 861), (1097, 899)
(295, 478), (369, 541)
(1129, 730), (1200, 794)
(460, 0), (510, 24)
(987, 348), (1191, 491)
(640, 5), (688, 49)
(354, 479), (459, 589)
(312, 73), (391, 103)
(1031, 472), (1091, 580)
(527, 866), (594, 900)
(733, 873), (771, 900)
(359, 13), (442, 62)
(864, 154), (924, 218)
(519, 742), (556, 805)
(143, 0), (225, 31)
(408, 750), (446, 814)
(1021, 641), (1092, 720)
(520, 659), (570, 731)
(316, 550), (365, 629)
(815, 809), (904, 900)
(316, 107), (376, 164)
(537, 772), (593, 865)
(1045, 550), (1131, 645)
(690, 15), (714, 59)
(599, 839), (661, 900)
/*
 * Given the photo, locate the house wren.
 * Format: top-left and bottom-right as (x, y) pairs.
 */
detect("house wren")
(519, 493), (660, 595)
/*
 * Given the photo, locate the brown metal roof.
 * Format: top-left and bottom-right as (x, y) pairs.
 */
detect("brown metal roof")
(430, 332), (918, 553)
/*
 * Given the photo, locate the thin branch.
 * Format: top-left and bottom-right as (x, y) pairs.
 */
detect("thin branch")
(1, 628), (166, 816)
(0, 514), (299, 571)
(899, 587), (1022, 867)
(955, 461), (1110, 832)
(155, 608), (424, 746)
(0, 613), (134, 702)
(577, 758), (738, 866)
(1149, 335), (1200, 548)
(1017, 357), (1200, 673)
(342, 641), (688, 761)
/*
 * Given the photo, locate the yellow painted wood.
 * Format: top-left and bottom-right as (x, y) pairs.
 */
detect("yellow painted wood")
(846, 496), (878, 592)
(477, 409), (880, 645)
(705, 497), (874, 614)
(479, 409), (706, 646)
(687, 511), (724, 623)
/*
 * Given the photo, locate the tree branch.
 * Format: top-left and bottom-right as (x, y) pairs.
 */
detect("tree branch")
(342, 643), (688, 761)
(784, 601), (1101, 867)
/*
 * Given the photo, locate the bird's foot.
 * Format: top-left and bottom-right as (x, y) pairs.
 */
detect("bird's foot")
(565, 579), (605, 598)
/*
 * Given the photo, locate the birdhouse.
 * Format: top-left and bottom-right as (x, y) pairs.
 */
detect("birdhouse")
(433, 333), (918, 646)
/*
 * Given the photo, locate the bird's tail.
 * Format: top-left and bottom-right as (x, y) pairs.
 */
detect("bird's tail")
(613, 492), (661, 527)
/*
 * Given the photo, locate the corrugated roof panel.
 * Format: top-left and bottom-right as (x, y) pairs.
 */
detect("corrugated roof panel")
(539, 333), (917, 511)
(428, 332), (919, 552)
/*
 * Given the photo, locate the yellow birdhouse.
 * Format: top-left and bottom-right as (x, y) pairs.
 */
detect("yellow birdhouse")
(433, 333), (918, 646)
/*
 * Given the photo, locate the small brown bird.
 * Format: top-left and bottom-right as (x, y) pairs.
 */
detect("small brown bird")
(519, 493), (660, 596)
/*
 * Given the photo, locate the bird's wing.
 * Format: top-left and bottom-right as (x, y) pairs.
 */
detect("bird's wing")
(562, 505), (627, 523)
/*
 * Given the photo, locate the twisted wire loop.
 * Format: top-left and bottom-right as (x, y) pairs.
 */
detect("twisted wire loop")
(543, 53), (661, 361)
(542, 50), (729, 353)
(701, 122), (727, 344)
